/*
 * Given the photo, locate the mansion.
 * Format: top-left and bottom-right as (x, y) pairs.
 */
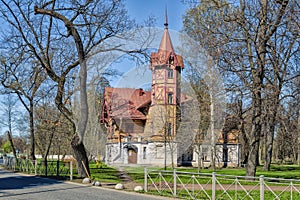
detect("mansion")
(100, 15), (241, 168)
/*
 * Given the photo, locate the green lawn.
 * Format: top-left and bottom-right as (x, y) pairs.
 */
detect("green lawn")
(84, 163), (300, 184)
(121, 164), (300, 183)
(83, 163), (300, 199)
(88, 162), (121, 183)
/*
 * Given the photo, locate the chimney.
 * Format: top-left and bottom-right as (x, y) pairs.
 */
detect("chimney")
(139, 88), (143, 96)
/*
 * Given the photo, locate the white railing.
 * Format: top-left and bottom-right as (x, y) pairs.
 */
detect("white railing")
(144, 168), (300, 200)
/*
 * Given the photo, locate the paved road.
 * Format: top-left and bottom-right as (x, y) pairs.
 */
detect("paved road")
(0, 169), (173, 200)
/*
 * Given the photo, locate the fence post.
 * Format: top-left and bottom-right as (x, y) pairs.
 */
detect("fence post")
(173, 169), (177, 197)
(260, 175), (264, 200)
(70, 161), (73, 181)
(144, 168), (148, 192)
(13, 158), (16, 171)
(35, 160), (37, 175)
(56, 160), (59, 177)
(26, 159), (28, 173)
(290, 181), (293, 200)
(212, 172), (216, 200)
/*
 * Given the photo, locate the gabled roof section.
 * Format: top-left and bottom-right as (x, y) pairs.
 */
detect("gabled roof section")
(101, 87), (151, 122)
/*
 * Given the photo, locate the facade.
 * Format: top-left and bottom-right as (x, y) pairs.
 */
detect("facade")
(101, 15), (184, 166)
(101, 15), (241, 167)
(191, 129), (241, 168)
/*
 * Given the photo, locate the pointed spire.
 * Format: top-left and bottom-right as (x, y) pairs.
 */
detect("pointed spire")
(158, 6), (174, 53)
(164, 6), (168, 29)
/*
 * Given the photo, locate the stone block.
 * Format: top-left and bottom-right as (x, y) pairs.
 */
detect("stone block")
(82, 177), (91, 184)
(115, 183), (124, 190)
(134, 185), (143, 192)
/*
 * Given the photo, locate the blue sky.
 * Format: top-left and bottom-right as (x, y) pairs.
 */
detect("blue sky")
(105, 1), (190, 88)
(125, 0), (188, 31)
(0, 1), (191, 135)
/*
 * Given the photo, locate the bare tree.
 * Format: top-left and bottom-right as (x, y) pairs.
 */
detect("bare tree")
(183, 0), (298, 176)
(182, 71), (210, 172)
(0, 0), (146, 177)
(0, 54), (46, 160)
(0, 93), (21, 158)
(261, 4), (299, 169)
(35, 99), (73, 163)
(150, 106), (177, 169)
(83, 75), (110, 160)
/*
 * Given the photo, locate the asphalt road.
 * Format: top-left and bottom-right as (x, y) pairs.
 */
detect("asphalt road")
(0, 169), (173, 200)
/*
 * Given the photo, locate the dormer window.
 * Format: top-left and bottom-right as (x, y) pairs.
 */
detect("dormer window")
(168, 69), (173, 79)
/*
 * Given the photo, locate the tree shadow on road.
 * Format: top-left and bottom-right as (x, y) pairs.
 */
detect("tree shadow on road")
(0, 175), (64, 190)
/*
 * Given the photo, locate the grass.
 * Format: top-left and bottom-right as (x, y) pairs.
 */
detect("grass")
(146, 189), (300, 200)
(119, 164), (300, 184)
(64, 163), (300, 199)
(13, 161), (300, 199)
(256, 165), (300, 179)
(83, 162), (121, 183)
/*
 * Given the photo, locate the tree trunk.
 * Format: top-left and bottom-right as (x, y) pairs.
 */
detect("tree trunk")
(246, 92), (262, 177)
(298, 103), (300, 166)
(236, 99), (249, 165)
(170, 145), (174, 169)
(210, 91), (216, 170)
(164, 137), (167, 170)
(71, 135), (90, 178)
(6, 131), (17, 158)
(263, 106), (277, 171)
(246, 0), (268, 177)
(7, 102), (17, 158)
(29, 100), (36, 160)
(197, 144), (203, 173)
(43, 157), (48, 176)
(239, 127), (249, 165)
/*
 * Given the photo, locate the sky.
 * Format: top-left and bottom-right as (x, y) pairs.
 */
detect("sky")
(107, 1), (191, 88)
(0, 1), (192, 135)
(125, 0), (189, 31)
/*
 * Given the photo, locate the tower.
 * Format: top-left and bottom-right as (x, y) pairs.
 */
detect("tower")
(146, 10), (184, 137)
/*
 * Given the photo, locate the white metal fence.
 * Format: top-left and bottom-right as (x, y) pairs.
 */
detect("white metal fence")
(2, 157), (73, 180)
(144, 169), (300, 200)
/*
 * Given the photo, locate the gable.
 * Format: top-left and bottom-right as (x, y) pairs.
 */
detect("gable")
(101, 87), (151, 123)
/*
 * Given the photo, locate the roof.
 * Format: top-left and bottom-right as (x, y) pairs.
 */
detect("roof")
(150, 13), (184, 68)
(102, 87), (192, 122)
(217, 129), (240, 144)
(102, 87), (151, 120)
(158, 27), (174, 54)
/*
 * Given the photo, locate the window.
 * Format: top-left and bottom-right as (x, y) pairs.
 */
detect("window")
(143, 147), (146, 159)
(168, 93), (173, 104)
(168, 69), (173, 79)
(167, 123), (173, 136)
(169, 55), (174, 65)
(156, 145), (164, 158)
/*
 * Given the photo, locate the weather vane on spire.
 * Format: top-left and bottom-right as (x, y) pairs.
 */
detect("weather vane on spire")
(164, 6), (168, 29)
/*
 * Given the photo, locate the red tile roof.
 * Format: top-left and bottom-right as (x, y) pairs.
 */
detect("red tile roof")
(103, 87), (151, 120)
